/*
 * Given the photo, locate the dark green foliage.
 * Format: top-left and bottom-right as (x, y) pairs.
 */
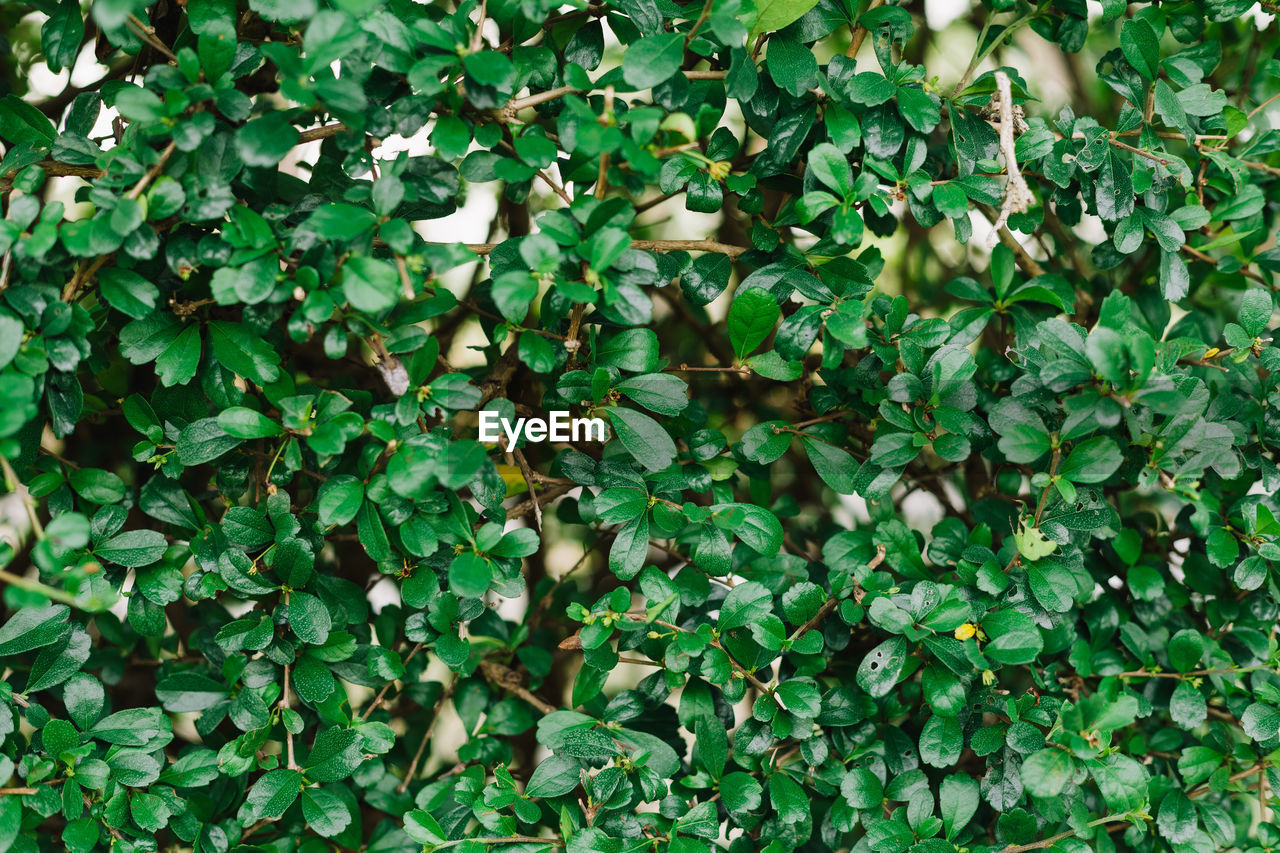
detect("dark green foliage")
(0, 0), (1278, 851)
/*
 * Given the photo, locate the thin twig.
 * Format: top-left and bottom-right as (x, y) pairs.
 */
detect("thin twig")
(0, 456), (42, 539)
(999, 814), (1138, 853)
(1109, 137), (1173, 167)
(788, 544), (884, 641)
(279, 661), (298, 770)
(512, 449), (543, 531)
(1182, 243), (1268, 285)
(396, 677), (457, 793)
(479, 659), (557, 714)
(359, 642), (425, 721)
(987, 71), (1033, 248)
(845, 0), (884, 57)
(1247, 91), (1280, 121)
(509, 86), (579, 111)
(126, 15), (178, 63)
(685, 0), (715, 45)
(127, 141), (176, 201)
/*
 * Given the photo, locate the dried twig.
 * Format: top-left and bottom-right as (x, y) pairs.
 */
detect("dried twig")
(987, 71), (1034, 249)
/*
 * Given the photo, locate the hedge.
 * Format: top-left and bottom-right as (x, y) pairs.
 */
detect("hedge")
(0, 0), (1279, 851)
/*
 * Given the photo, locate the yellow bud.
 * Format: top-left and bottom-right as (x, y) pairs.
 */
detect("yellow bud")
(954, 623), (977, 641)
(982, 669), (996, 686)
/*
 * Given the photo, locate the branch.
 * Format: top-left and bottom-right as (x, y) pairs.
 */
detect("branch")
(630, 239), (750, 257)
(479, 659), (557, 714)
(987, 71), (1034, 249)
(443, 239), (750, 258)
(845, 0), (884, 58)
(999, 814), (1139, 853)
(1189, 761), (1270, 799)
(396, 677), (456, 793)
(279, 662), (298, 770)
(298, 123), (347, 144)
(512, 448), (543, 531)
(127, 141), (175, 201)
(788, 544), (883, 641)
(507, 483), (576, 520)
(430, 838), (563, 851)
(126, 14), (178, 63)
(1182, 243), (1268, 285)
(359, 642), (424, 721)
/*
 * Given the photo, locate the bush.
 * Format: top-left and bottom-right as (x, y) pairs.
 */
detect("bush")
(1, 0), (1279, 850)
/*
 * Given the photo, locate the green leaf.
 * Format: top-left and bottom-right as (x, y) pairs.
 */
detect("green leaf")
(177, 417), (244, 465)
(1095, 150), (1134, 222)
(156, 325), (202, 386)
(0, 94), (56, 145)
(98, 268), (159, 320)
(40, 718), (77, 759)
(1157, 789), (1198, 843)
(209, 321), (281, 385)
(95, 530), (167, 568)
(939, 774), (978, 839)
(155, 672), (230, 712)
(808, 143), (852, 197)
(597, 329), (660, 372)
(317, 476), (364, 526)
(802, 437), (858, 494)
(1241, 703), (1280, 741)
(236, 112), (300, 167)
(403, 809), (447, 844)
(1022, 748), (1073, 797)
(856, 636), (908, 698)
(343, 256), (400, 314)
(990, 401), (1050, 463)
(305, 204), (379, 241)
(305, 728), (362, 782)
(727, 288), (780, 360)
(217, 407), (283, 438)
(694, 718), (728, 778)
(1088, 754), (1148, 811)
(1167, 629), (1204, 673)
(1120, 19), (1160, 81)
(525, 754), (581, 798)
(919, 714), (962, 767)
(717, 581), (773, 631)
(614, 373), (689, 416)
(290, 591), (332, 645)
(0, 604), (69, 658)
(1178, 83), (1226, 117)
(720, 771), (763, 815)
(449, 551), (492, 598)
(69, 468), (127, 504)
(605, 407), (677, 471)
(1239, 288), (1272, 337)
(1059, 436), (1122, 483)
(41, 0), (85, 73)
(840, 766), (884, 809)
(750, 0), (821, 39)
(621, 34), (684, 89)
(767, 38), (818, 98)
(244, 769), (303, 822)
(981, 609), (1043, 665)
(710, 503), (783, 555)
(89, 707), (171, 746)
(1169, 680), (1207, 730)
